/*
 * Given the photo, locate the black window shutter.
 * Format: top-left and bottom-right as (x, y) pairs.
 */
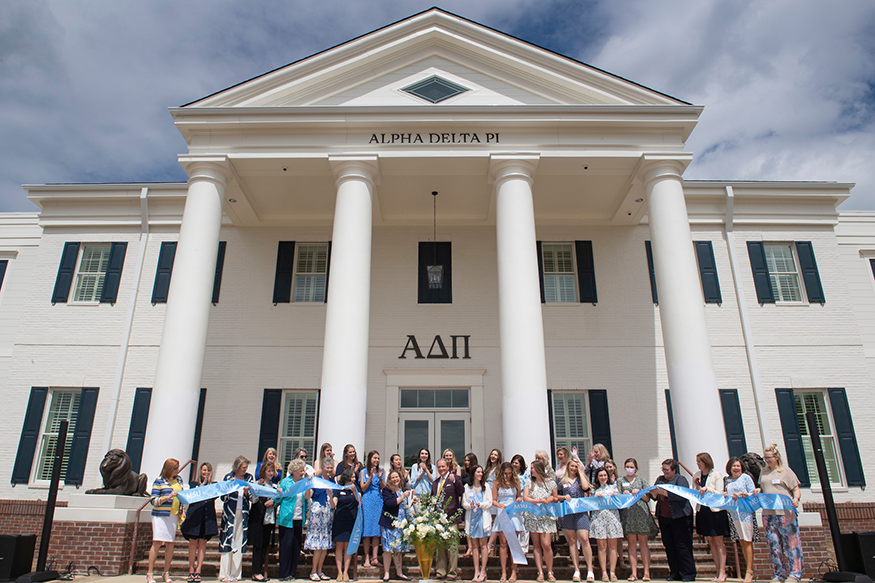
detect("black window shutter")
(190, 388), (208, 481)
(0, 260), (7, 291)
(418, 242), (452, 304)
(273, 242), (295, 304)
(99, 242), (128, 304)
(151, 242), (177, 304)
(588, 389), (613, 458)
(645, 241), (658, 304)
(795, 241), (825, 304)
(125, 388), (152, 473)
(827, 388), (865, 487)
(775, 388), (810, 487)
(870, 258), (875, 281)
(719, 389), (747, 458)
(324, 241), (332, 303)
(536, 241), (546, 303)
(695, 241), (722, 304)
(52, 242), (80, 304)
(65, 387), (100, 486)
(258, 389), (283, 461)
(575, 241), (598, 304)
(212, 241), (227, 305)
(664, 389), (678, 460)
(747, 242), (775, 304)
(12, 387), (48, 484)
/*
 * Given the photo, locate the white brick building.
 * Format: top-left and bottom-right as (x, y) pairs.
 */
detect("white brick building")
(1, 8), (872, 508)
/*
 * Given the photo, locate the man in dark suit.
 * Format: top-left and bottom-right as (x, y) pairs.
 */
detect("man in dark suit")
(431, 458), (464, 580)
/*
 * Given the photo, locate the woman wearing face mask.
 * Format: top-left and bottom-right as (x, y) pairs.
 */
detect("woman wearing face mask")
(616, 459), (658, 582)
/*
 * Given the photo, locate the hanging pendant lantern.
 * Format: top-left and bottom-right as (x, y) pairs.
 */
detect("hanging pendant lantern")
(426, 190), (443, 289)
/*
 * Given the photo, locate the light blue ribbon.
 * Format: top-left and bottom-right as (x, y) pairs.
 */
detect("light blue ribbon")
(177, 476), (343, 506)
(494, 508), (527, 565)
(505, 484), (796, 517)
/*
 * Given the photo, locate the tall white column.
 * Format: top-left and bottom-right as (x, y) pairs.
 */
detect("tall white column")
(317, 157), (377, 452)
(140, 162), (227, 480)
(491, 156), (551, 458)
(643, 160), (729, 469)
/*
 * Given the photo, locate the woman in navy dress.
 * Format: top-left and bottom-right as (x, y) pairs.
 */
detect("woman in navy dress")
(379, 470), (413, 582)
(359, 450), (385, 568)
(333, 468), (360, 582)
(181, 462), (218, 583)
(558, 459), (593, 583)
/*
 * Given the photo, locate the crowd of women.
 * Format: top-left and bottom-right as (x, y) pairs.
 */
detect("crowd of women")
(146, 443), (803, 583)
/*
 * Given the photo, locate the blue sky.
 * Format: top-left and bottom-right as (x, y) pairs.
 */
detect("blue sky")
(2, 0), (874, 211)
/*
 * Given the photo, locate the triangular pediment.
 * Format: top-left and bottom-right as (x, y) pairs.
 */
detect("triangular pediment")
(187, 8), (686, 109)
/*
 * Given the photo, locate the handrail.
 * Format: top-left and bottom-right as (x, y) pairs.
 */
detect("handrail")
(128, 498), (152, 575)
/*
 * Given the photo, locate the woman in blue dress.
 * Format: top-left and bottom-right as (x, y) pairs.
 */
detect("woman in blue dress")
(558, 459), (593, 583)
(305, 459), (336, 581)
(463, 465), (492, 583)
(380, 470), (413, 581)
(409, 448), (434, 498)
(492, 462), (522, 583)
(333, 468), (360, 582)
(359, 450), (385, 568)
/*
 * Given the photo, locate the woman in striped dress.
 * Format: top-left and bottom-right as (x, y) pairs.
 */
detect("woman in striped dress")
(147, 458), (188, 583)
(219, 455), (255, 582)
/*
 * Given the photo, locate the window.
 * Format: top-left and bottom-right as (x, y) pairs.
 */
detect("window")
(293, 244), (329, 303)
(278, 390), (318, 469)
(0, 259), (7, 292)
(72, 244), (111, 302)
(402, 76), (468, 104)
(747, 241), (824, 304)
(795, 391), (841, 486)
(52, 242), (127, 305)
(400, 389), (469, 409)
(550, 392), (591, 454)
(541, 243), (576, 303)
(35, 389), (81, 482)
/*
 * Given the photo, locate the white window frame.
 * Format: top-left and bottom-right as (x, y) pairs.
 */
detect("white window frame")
(795, 390), (844, 487)
(550, 390), (592, 455)
(71, 243), (111, 303)
(293, 244), (329, 303)
(278, 390), (319, 470)
(32, 388), (81, 486)
(763, 242), (805, 303)
(541, 242), (577, 303)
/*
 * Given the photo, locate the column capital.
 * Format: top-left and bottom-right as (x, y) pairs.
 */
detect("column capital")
(636, 153), (692, 187)
(178, 155), (231, 187)
(488, 154), (540, 186)
(329, 155), (380, 187)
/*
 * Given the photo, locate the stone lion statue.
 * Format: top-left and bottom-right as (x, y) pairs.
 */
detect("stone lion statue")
(85, 449), (148, 496)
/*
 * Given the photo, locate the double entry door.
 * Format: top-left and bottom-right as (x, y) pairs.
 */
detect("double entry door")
(399, 411), (470, 469)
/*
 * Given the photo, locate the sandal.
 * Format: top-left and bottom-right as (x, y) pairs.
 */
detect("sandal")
(194, 576), (201, 583)
(509, 574), (517, 583)
(548, 574), (556, 583)
(147, 574), (157, 583)
(610, 574), (618, 582)
(164, 573), (173, 583)
(642, 577), (650, 582)
(628, 577), (637, 582)
(382, 575), (390, 582)
(537, 575), (544, 583)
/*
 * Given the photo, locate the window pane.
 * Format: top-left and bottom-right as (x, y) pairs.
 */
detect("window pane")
(36, 390), (81, 481)
(551, 392), (590, 454)
(451, 390), (469, 408)
(400, 390), (417, 408)
(404, 420), (429, 468)
(73, 244), (110, 302)
(293, 245), (328, 302)
(440, 420), (465, 458)
(795, 391), (841, 485)
(545, 274), (576, 303)
(279, 391), (318, 469)
(435, 390), (452, 408)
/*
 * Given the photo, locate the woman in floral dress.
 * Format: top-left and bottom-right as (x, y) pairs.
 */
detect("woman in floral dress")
(305, 459), (336, 581)
(590, 467), (623, 582)
(523, 460), (558, 583)
(724, 457), (758, 583)
(379, 470), (413, 581)
(616, 458), (658, 582)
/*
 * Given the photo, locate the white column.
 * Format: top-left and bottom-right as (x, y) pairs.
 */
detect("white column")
(140, 162), (227, 480)
(491, 155), (551, 458)
(317, 157), (377, 452)
(643, 161), (729, 468)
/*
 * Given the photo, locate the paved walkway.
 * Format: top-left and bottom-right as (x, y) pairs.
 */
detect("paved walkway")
(67, 577), (687, 583)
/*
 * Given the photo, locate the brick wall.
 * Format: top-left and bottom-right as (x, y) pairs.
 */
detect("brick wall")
(0, 499), (68, 556)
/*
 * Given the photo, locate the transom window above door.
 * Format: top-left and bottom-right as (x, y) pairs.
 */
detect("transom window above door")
(400, 389), (469, 409)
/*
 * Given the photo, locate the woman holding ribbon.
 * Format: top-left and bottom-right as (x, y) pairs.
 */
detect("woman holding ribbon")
(305, 458), (336, 581)
(380, 469), (413, 582)
(360, 450), (385, 568)
(590, 467), (622, 582)
(181, 462), (217, 583)
(333, 468), (359, 582)
(523, 459), (558, 583)
(219, 456), (255, 582)
(755, 444), (803, 583)
(724, 457), (757, 583)
(148, 458), (187, 583)
(277, 459), (308, 582)
(693, 452), (730, 583)
(511, 454), (530, 554)
(650, 459), (695, 582)
(558, 459), (593, 583)
(409, 448), (434, 498)
(463, 465), (492, 582)
(250, 462), (280, 582)
(492, 462), (522, 583)
(616, 458), (658, 582)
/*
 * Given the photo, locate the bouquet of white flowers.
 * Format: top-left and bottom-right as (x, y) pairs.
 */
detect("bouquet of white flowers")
(392, 492), (462, 550)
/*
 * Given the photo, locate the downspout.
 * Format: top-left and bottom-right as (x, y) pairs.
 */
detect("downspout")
(723, 185), (771, 449)
(102, 187), (150, 452)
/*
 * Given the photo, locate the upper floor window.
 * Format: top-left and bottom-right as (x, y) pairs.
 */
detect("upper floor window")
(764, 243), (803, 302)
(72, 244), (111, 302)
(747, 241), (824, 305)
(541, 243), (576, 303)
(52, 241), (127, 305)
(293, 244), (329, 303)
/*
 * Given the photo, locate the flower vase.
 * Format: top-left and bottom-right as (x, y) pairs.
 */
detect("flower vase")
(414, 539), (437, 581)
